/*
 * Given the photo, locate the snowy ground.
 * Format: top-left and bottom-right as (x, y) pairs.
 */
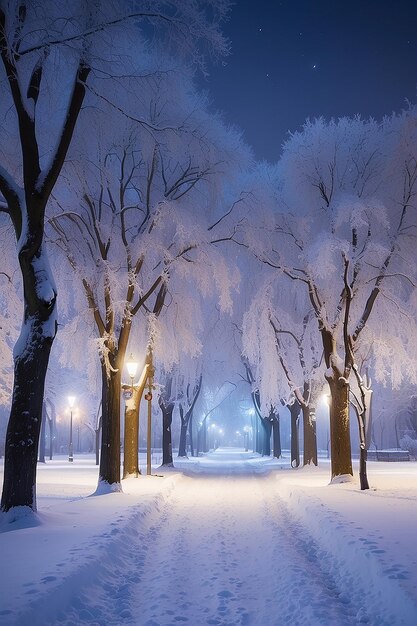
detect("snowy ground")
(1, 450), (417, 626)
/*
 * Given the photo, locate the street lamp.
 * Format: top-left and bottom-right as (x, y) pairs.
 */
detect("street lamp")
(68, 395), (76, 463)
(126, 354), (139, 389)
(209, 423), (216, 450)
(244, 425), (250, 451)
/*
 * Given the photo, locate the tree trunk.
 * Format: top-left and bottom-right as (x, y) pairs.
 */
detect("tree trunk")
(95, 427), (100, 466)
(122, 367), (148, 479)
(99, 365), (122, 488)
(261, 419), (272, 456)
(290, 402), (300, 468)
(272, 413), (281, 458)
(123, 386), (141, 478)
(161, 404), (174, 467)
(189, 412), (194, 457)
(350, 373), (370, 491)
(269, 406), (281, 458)
(255, 417), (262, 454)
(302, 405), (318, 466)
(327, 377), (353, 479)
(47, 417), (53, 460)
(177, 377), (202, 457)
(178, 421), (188, 457)
(38, 403), (46, 463)
(357, 417), (369, 491)
(1, 246), (57, 512)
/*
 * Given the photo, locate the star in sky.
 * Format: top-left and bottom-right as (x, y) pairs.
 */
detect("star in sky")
(205, 0), (417, 162)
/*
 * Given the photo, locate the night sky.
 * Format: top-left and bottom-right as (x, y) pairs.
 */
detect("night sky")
(204, 0), (417, 162)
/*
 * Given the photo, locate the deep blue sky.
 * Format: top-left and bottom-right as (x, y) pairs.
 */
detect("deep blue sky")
(204, 0), (417, 161)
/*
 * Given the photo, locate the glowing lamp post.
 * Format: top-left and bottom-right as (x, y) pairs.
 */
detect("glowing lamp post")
(126, 354), (138, 390)
(68, 395), (76, 463)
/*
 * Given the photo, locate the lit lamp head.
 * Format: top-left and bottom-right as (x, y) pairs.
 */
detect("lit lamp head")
(68, 395), (76, 410)
(126, 353), (138, 384)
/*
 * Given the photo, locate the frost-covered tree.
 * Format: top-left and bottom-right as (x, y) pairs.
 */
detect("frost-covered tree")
(260, 112), (417, 482)
(243, 281), (322, 466)
(49, 68), (246, 488)
(0, 0), (232, 511)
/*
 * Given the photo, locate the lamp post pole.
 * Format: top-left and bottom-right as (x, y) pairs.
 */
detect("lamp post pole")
(145, 349), (154, 476)
(68, 396), (75, 463)
(124, 354), (141, 478)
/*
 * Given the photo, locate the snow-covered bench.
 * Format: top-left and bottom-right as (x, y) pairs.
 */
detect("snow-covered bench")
(376, 449), (410, 462)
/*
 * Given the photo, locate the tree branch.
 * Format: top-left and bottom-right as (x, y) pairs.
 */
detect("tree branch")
(18, 12), (180, 56)
(39, 61), (91, 197)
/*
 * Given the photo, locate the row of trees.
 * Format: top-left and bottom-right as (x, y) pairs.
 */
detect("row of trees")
(1, 0), (417, 512)
(240, 112), (417, 487)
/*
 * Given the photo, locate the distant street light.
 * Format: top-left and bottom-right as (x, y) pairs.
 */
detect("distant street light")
(244, 425), (250, 451)
(247, 408), (256, 452)
(68, 395), (76, 463)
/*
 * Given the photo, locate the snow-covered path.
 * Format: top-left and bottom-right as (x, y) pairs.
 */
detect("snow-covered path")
(54, 451), (357, 626)
(133, 475), (356, 626)
(3, 450), (417, 626)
